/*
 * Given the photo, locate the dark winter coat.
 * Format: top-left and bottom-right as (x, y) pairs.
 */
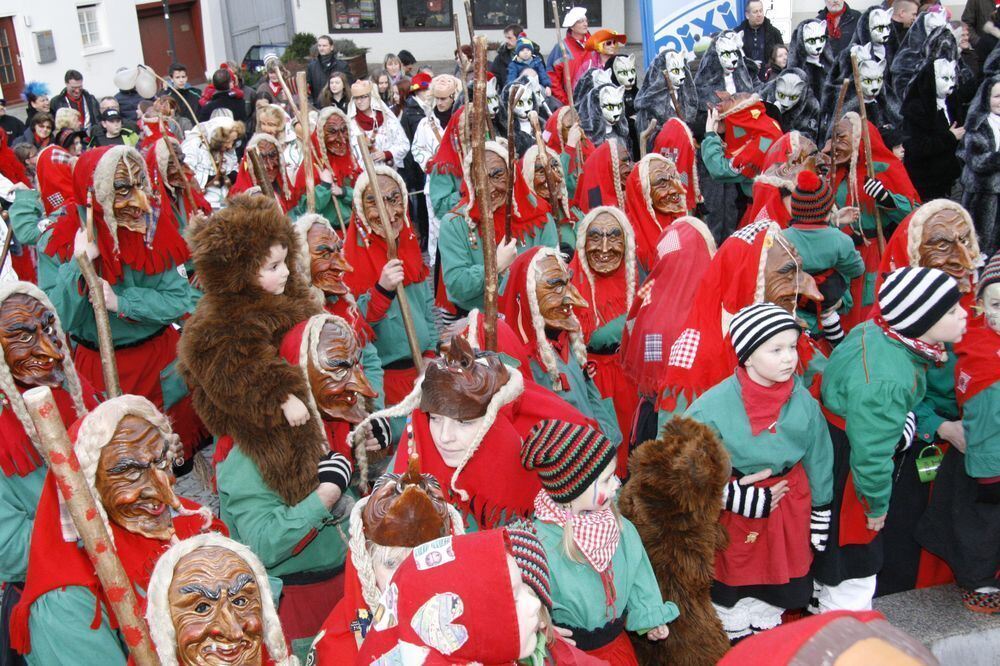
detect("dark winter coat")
(737, 18), (784, 76)
(960, 75), (1000, 255)
(817, 4), (862, 56)
(114, 89), (151, 129)
(49, 88), (100, 131)
(634, 50), (699, 133)
(198, 89), (248, 123)
(307, 53), (352, 106)
(0, 115), (24, 146)
(158, 85), (202, 123)
(902, 62), (968, 198)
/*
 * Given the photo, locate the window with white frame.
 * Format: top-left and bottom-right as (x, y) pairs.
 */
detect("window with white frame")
(77, 5), (102, 48)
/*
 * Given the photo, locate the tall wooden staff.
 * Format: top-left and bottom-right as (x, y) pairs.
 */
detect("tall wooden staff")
(470, 35), (499, 352)
(453, 13), (470, 78)
(157, 119), (195, 211)
(505, 85), (523, 239)
(77, 191), (121, 398)
(664, 70), (684, 124)
(528, 111), (564, 223)
(463, 0), (475, 42)
(352, 124), (425, 370)
(23, 387), (157, 665)
(296, 71), (316, 213)
(0, 222), (11, 274)
(639, 119), (658, 159)
(850, 54), (885, 252)
(551, 0), (575, 108)
(246, 147), (277, 201)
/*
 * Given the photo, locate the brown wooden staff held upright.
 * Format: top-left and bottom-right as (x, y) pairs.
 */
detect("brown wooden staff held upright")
(850, 53), (885, 252)
(296, 71), (316, 213)
(505, 84), (523, 239)
(77, 190), (121, 398)
(639, 118), (658, 159)
(528, 110), (564, 223)
(352, 123), (425, 371)
(246, 146), (277, 203)
(23, 386), (156, 665)
(471, 35), (499, 352)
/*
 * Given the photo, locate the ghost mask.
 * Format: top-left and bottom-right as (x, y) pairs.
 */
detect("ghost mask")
(803, 21), (827, 60)
(716, 32), (743, 74)
(858, 58), (885, 101)
(664, 50), (687, 87)
(923, 9), (948, 33)
(868, 9), (891, 46)
(774, 72), (806, 112)
(934, 58), (957, 99)
(487, 77), (500, 116)
(599, 85), (625, 124)
(612, 54), (637, 89)
(513, 86), (534, 120)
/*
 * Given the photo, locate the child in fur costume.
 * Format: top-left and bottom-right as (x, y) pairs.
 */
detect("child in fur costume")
(618, 416), (731, 666)
(177, 195), (355, 644)
(522, 420), (677, 664)
(686, 303), (834, 642)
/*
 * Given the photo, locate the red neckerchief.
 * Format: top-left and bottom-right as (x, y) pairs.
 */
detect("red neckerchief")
(875, 316), (947, 365)
(342, 215), (428, 296)
(826, 4), (847, 39)
(352, 110), (383, 133)
(33, 133), (50, 148)
(955, 325), (1000, 408)
(735, 366), (794, 436)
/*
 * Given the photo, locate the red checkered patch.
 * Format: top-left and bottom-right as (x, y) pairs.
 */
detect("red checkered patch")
(668, 328), (700, 369)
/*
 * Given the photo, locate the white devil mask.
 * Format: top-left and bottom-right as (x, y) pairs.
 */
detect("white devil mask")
(612, 54), (637, 88)
(775, 72), (806, 112)
(859, 58), (885, 100)
(599, 85), (625, 124)
(868, 9), (891, 45)
(716, 32), (743, 73)
(934, 58), (957, 99)
(803, 21), (828, 58)
(664, 50), (687, 87)
(923, 10), (948, 33)
(487, 78), (500, 116)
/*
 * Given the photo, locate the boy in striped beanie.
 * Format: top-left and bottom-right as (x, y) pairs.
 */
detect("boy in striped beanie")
(521, 419), (677, 660)
(783, 170), (865, 345)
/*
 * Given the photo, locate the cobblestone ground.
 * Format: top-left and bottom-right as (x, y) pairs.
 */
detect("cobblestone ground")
(174, 441), (220, 515)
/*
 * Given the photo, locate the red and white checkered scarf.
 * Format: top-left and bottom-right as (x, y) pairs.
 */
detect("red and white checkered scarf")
(533, 490), (621, 573)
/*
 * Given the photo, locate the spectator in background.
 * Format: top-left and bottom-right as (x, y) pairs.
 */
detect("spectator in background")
(54, 108), (82, 133)
(50, 69), (100, 132)
(399, 50), (418, 77)
(0, 98), (25, 146)
(508, 36), (552, 93)
(21, 81), (49, 125)
(113, 67), (153, 131)
(546, 6), (591, 71)
(159, 63), (202, 124)
(14, 113), (52, 149)
(817, 0), (861, 56)
(385, 53), (406, 84)
(738, 0), (784, 79)
(375, 69), (404, 116)
(88, 108), (139, 148)
(199, 68), (248, 122)
(307, 34), (352, 106)
(762, 43), (788, 81)
(492, 23), (528, 87)
(317, 71), (351, 113)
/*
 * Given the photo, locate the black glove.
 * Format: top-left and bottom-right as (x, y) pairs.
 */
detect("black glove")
(723, 479), (772, 518)
(810, 505), (832, 552)
(976, 480), (1000, 505)
(370, 416), (393, 451)
(318, 451), (353, 493)
(895, 411), (917, 455)
(864, 177), (895, 208)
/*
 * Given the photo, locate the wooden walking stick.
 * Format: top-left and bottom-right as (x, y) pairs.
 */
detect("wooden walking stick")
(157, 119), (195, 212)
(77, 191), (121, 398)
(504, 84), (524, 240)
(463, 0), (475, 41)
(246, 146), (277, 202)
(850, 54), (885, 252)
(296, 71), (316, 213)
(664, 70), (685, 124)
(453, 13), (471, 79)
(352, 122), (425, 371)
(528, 111), (565, 225)
(639, 118), (658, 159)
(831, 78), (850, 148)
(471, 35), (499, 353)
(0, 222), (12, 275)
(23, 386), (158, 665)
(551, 0), (575, 107)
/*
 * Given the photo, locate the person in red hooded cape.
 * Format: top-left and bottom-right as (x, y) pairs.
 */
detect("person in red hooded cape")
(342, 165), (437, 406)
(290, 106), (359, 228)
(624, 153), (690, 271)
(229, 132), (296, 213)
(738, 131), (820, 230)
(10, 396), (223, 663)
(0, 129), (29, 187)
(145, 134), (211, 235)
(657, 219), (825, 429)
(651, 117), (700, 212)
(38, 145), (203, 456)
(574, 137), (631, 215)
(357, 526), (604, 665)
(569, 206), (639, 475)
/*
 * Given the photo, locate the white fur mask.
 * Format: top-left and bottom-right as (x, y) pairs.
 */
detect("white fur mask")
(664, 50), (687, 87)
(803, 21), (827, 57)
(486, 78), (500, 116)
(716, 32), (743, 73)
(599, 85), (625, 123)
(934, 58), (957, 99)
(923, 10), (948, 33)
(513, 84), (535, 119)
(612, 54), (637, 88)
(859, 58), (885, 100)
(775, 72), (806, 112)
(869, 9), (891, 45)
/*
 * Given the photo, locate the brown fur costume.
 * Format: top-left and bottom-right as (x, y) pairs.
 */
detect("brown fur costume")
(618, 417), (732, 665)
(177, 195), (323, 505)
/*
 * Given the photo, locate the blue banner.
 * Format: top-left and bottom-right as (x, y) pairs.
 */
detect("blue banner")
(640, 0), (743, 66)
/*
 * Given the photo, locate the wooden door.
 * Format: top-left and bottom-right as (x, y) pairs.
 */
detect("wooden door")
(136, 1), (208, 84)
(0, 17), (25, 103)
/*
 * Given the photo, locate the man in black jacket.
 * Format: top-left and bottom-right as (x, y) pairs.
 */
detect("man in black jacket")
(50, 69), (101, 133)
(491, 24), (526, 88)
(737, 0), (784, 81)
(158, 63), (202, 124)
(817, 0), (861, 57)
(0, 99), (24, 145)
(307, 35), (353, 106)
(198, 69), (248, 123)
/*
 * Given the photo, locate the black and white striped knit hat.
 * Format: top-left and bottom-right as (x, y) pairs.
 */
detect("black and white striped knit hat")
(878, 267), (961, 338)
(729, 303), (801, 366)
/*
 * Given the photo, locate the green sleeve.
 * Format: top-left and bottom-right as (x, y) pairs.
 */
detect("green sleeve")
(912, 400), (945, 446)
(587, 378), (622, 445)
(560, 152), (579, 202)
(428, 171), (461, 221)
(883, 192), (914, 225)
(336, 183), (354, 227)
(963, 384), (1000, 478)
(44, 259), (96, 334)
(115, 266), (195, 325)
(845, 383), (911, 518)
(802, 399), (834, 506)
(26, 587), (127, 666)
(588, 316), (625, 351)
(835, 238), (865, 280)
(438, 213), (486, 312)
(289, 183), (331, 220)
(700, 133), (746, 185)
(9, 189), (44, 246)
(0, 467), (44, 582)
(533, 217), (560, 249)
(361, 342), (385, 411)
(621, 521), (679, 632)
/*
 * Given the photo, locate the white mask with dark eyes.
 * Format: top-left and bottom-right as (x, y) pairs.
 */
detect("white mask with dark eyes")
(664, 50), (687, 87)
(859, 58), (885, 100)
(612, 54), (637, 88)
(513, 86), (535, 119)
(868, 9), (891, 45)
(486, 78), (500, 116)
(716, 32), (743, 73)
(774, 72), (806, 112)
(934, 58), (957, 99)
(803, 21), (827, 58)
(923, 10), (947, 33)
(599, 85), (625, 123)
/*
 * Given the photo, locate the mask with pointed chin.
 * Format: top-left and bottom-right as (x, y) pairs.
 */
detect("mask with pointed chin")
(308, 319), (376, 423)
(111, 154), (152, 234)
(869, 8), (891, 45)
(0, 294), (66, 388)
(802, 21), (827, 57)
(918, 206), (977, 291)
(716, 32), (743, 73)
(611, 54), (637, 88)
(774, 72), (806, 112)
(859, 58), (885, 100)
(534, 254), (587, 332)
(664, 50), (687, 87)
(934, 58), (957, 99)
(599, 85), (625, 124)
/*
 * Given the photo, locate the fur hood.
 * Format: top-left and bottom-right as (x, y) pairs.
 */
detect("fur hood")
(574, 70), (630, 146)
(694, 31), (756, 107)
(891, 23), (962, 106)
(761, 67), (821, 141)
(787, 19), (836, 72)
(634, 49), (699, 132)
